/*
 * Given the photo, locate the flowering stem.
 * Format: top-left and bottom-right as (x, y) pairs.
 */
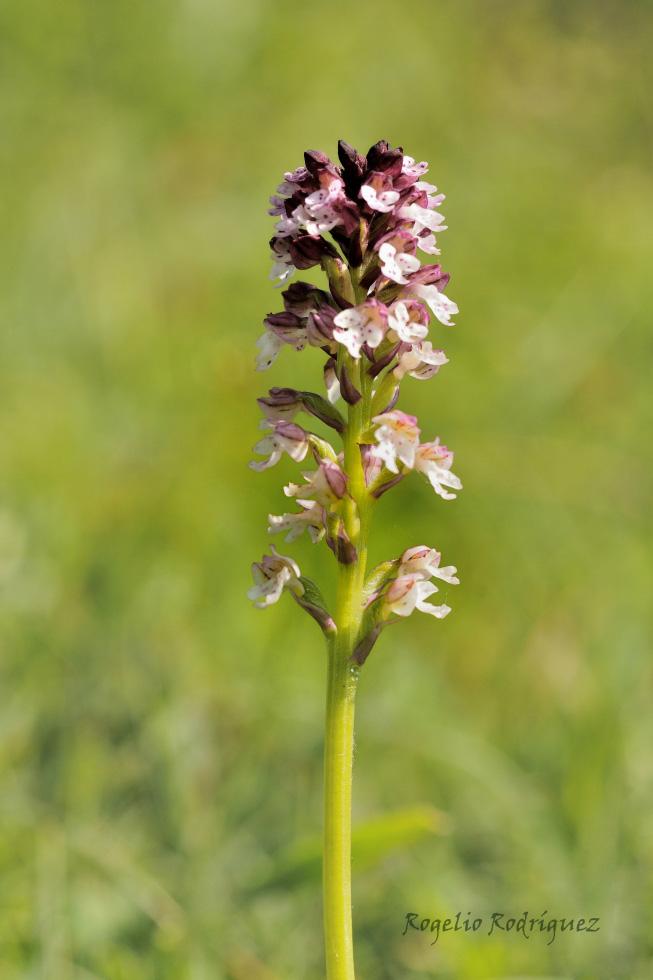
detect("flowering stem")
(323, 273), (370, 980)
(251, 140), (462, 979)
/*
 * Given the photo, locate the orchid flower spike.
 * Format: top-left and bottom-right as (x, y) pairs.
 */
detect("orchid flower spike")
(249, 138), (464, 980)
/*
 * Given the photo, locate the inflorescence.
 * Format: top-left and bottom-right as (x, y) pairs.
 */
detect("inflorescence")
(248, 139), (461, 662)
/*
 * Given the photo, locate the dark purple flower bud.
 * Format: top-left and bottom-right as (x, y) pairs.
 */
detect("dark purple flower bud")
(409, 264), (450, 290)
(263, 311), (307, 348)
(367, 342), (401, 378)
(306, 307), (337, 348)
(339, 364), (362, 405)
(352, 624), (383, 666)
(289, 235), (339, 270)
(283, 165), (314, 193)
(304, 149), (337, 178)
(366, 139), (389, 165)
(338, 148), (367, 212)
(322, 459), (348, 499)
(366, 140), (403, 179)
(331, 197), (362, 238)
(393, 170), (421, 193)
(257, 387), (302, 420)
(264, 311), (303, 330)
(275, 420), (309, 443)
(326, 520), (358, 565)
(282, 281), (330, 315)
(338, 140), (367, 180)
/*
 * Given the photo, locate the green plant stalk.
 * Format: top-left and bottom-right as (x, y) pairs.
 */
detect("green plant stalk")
(323, 272), (372, 980)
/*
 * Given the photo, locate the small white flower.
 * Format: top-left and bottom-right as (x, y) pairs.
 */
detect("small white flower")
(387, 301), (429, 344)
(250, 422), (309, 471)
(398, 546), (459, 585)
(401, 155), (429, 178)
(359, 176), (400, 213)
(370, 410), (421, 474)
(399, 202), (447, 236)
(248, 546), (303, 608)
(269, 238), (295, 284)
(385, 574), (451, 619)
(410, 284), (459, 326)
(268, 500), (325, 543)
(415, 181), (445, 208)
(304, 175), (345, 211)
(394, 341), (449, 381)
(416, 232), (441, 256)
(292, 203), (340, 237)
(284, 459), (347, 506)
(275, 213), (302, 238)
(256, 331), (283, 371)
(269, 258), (295, 284)
(268, 194), (287, 216)
(378, 242), (421, 285)
(414, 440), (462, 500)
(333, 302), (387, 359)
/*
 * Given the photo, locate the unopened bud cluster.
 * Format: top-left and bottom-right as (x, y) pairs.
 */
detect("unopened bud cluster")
(248, 139), (461, 657)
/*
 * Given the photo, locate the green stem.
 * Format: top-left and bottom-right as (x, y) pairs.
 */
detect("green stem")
(323, 270), (371, 980)
(323, 642), (358, 980)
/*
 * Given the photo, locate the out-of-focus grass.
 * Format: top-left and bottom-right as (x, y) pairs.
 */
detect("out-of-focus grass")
(1, 1), (652, 977)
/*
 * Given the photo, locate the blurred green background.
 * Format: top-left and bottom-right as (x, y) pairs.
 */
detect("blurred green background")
(1, 1), (652, 977)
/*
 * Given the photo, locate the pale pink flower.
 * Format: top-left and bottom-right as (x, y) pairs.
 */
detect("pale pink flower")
(416, 232), (441, 256)
(371, 410), (421, 473)
(410, 283), (459, 326)
(250, 422), (310, 471)
(387, 300), (429, 344)
(398, 546), (459, 585)
(378, 242), (421, 285)
(399, 201), (447, 236)
(415, 180), (446, 208)
(401, 155), (429, 179)
(269, 238), (295, 284)
(385, 574), (451, 619)
(333, 301), (388, 358)
(284, 459), (347, 506)
(359, 173), (400, 213)
(414, 440), (462, 499)
(268, 500), (325, 543)
(255, 331), (284, 371)
(394, 341), (449, 380)
(248, 546), (303, 608)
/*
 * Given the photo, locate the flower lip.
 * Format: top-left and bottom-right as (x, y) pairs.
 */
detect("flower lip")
(250, 421), (310, 471)
(333, 300), (389, 359)
(384, 573), (451, 619)
(248, 545), (303, 608)
(370, 410), (421, 474)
